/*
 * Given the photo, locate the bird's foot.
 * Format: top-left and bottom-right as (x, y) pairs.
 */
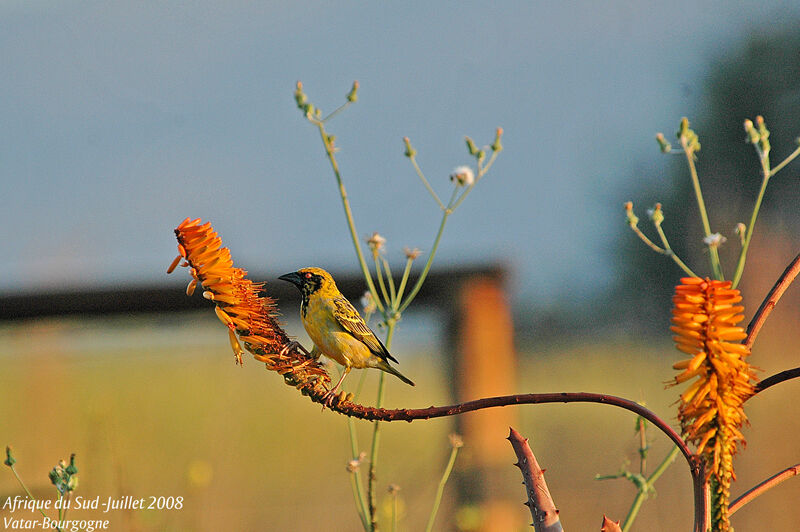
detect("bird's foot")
(319, 387), (343, 411)
(279, 340), (312, 358)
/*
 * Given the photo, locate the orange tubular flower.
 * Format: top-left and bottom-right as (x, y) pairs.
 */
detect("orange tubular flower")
(168, 218), (331, 395)
(670, 277), (758, 531)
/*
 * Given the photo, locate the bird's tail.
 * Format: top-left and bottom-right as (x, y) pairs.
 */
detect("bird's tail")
(379, 361), (415, 386)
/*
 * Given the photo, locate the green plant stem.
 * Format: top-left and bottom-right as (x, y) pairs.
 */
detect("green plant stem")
(59, 493), (71, 526)
(424, 445), (460, 532)
(409, 155), (445, 210)
(450, 150), (498, 211)
(398, 212), (449, 313)
(394, 258), (414, 307)
(348, 420), (370, 531)
(638, 418), (647, 476)
(391, 492), (398, 532)
(9, 465), (58, 528)
(381, 258), (397, 303)
(629, 225), (666, 253)
(322, 101), (353, 123)
(654, 224), (700, 278)
(681, 142), (723, 280)
(731, 155), (771, 288)
(768, 144), (800, 177)
(367, 323), (395, 530)
(315, 121), (384, 313)
(622, 445), (679, 532)
(374, 256), (392, 309)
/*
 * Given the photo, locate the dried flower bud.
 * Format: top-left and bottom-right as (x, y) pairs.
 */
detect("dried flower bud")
(465, 136), (478, 156)
(366, 232), (386, 256)
(735, 223), (746, 246)
(403, 137), (416, 158)
(491, 127), (504, 152)
(655, 132), (671, 153)
(387, 484), (401, 495)
(346, 451), (367, 473)
(360, 291), (377, 314)
(756, 115), (770, 155)
(624, 201), (639, 227)
(66, 454), (78, 476)
(448, 433), (464, 448)
(703, 233), (727, 248)
(4, 446), (15, 467)
(450, 166), (475, 186)
(403, 247), (421, 260)
(647, 203), (664, 226)
(294, 81), (307, 110)
(744, 119), (760, 144)
(346, 80), (359, 103)
(677, 117), (700, 152)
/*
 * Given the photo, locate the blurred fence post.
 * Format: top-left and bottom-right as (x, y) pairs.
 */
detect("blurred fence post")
(447, 270), (523, 531)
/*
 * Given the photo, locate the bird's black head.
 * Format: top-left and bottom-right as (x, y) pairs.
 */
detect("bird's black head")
(278, 267), (330, 296)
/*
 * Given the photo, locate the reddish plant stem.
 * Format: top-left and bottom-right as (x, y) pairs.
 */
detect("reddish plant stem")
(754, 367), (800, 394)
(729, 463), (800, 515)
(741, 250), (800, 400)
(744, 250), (800, 350)
(307, 389), (708, 532)
(507, 427), (562, 531)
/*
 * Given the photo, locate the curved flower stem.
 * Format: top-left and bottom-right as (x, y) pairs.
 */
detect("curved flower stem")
(744, 250), (800, 350)
(768, 144), (800, 177)
(731, 155), (771, 288)
(409, 154), (445, 211)
(681, 140), (723, 280)
(753, 367), (800, 395)
(322, 101), (353, 123)
(654, 224), (700, 277)
(381, 257), (397, 304)
(394, 258), (414, 307)
(729, 463), (800, 515)
(398, 212), (449, 314)
(317, 389), (707, 532)
(8, 464), (56, 527)
(374, 255), (392, 309)
(424, 443), (460, 532)
(329, 392), (692, 458)
(314, 120), (384, 314)
(630, 224), (666, 254)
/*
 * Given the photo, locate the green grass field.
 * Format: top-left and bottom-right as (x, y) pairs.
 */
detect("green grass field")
(1, 312), (798, 531)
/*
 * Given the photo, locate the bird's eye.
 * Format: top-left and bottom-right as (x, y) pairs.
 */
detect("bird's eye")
(304, 272), (312, 279)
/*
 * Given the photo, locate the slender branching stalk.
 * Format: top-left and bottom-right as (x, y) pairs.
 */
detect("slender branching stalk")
(677, 118), (724, 280)
(296, 81), (501, 529)
(424, 435), (462, 532)
(619, 446), (680, 532)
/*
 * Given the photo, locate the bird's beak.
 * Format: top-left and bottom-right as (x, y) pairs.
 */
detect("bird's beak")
(278, 271), (303, 287)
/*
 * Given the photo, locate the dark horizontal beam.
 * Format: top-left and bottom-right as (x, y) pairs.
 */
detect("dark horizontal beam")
(0, 263), (509, 321)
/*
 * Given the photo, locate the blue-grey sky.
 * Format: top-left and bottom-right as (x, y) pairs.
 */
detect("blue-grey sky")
(2, 2), (798, 305)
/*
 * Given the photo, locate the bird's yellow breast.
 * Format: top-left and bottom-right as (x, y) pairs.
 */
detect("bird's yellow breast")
(301, 295), (377, 369)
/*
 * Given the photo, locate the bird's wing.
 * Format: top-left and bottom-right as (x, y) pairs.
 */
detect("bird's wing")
(332, 296), (398, 363)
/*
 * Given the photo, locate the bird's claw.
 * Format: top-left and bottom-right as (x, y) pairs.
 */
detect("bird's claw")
(320, 390), (337, 411)
(279, 340), (312, 358)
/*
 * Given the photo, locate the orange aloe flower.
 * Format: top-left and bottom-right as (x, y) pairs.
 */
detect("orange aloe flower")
(168, 218), (331, 394)
(670, 277), (758, 531)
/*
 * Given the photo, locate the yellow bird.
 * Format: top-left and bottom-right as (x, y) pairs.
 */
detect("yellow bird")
(279, 267), (415, 401)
